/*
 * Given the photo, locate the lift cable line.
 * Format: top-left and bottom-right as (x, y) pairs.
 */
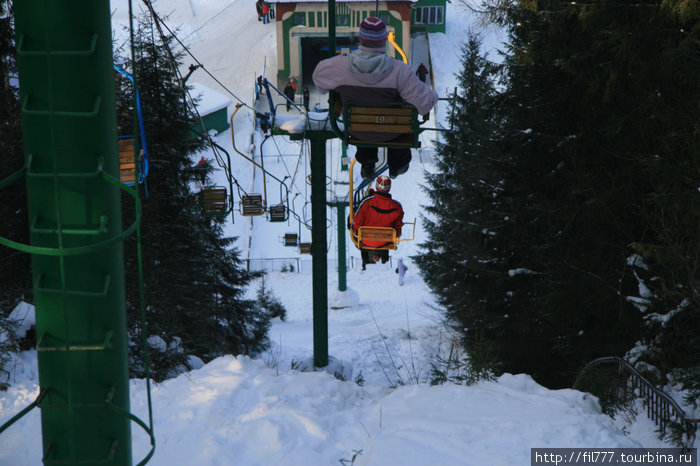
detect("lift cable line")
(140, 0), (253, 221)
(141, 0), (253, 110)
(229, 105), (311, 227)
(142, 0), (313, 225)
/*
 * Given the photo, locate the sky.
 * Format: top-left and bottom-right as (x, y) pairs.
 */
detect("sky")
(1, 1), (696, 465)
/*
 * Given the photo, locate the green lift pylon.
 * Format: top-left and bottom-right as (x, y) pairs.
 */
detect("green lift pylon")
(294, 0), (340, 368)
(13, 1), (133, 463)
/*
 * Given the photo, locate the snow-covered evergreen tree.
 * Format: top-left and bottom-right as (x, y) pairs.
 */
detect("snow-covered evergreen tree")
(116, 13), (270, 381)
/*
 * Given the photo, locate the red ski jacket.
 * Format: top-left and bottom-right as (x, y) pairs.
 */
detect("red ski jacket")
(353, 190), (404, 248)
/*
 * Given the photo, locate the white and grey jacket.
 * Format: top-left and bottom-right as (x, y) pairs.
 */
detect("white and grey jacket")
(312, 49), (439, 141)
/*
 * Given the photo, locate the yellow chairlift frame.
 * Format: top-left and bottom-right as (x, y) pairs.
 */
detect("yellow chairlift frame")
(347, 158), (415, 251)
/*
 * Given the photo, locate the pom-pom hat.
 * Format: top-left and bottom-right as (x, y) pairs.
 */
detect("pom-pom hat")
(358, 17), (388, 48)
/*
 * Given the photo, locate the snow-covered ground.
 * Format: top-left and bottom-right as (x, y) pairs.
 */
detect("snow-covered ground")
(1, 1), (693, 465)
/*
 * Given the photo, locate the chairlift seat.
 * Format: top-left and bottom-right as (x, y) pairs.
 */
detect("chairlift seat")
(118, 137), (137, 186)
(356, 226), (398, 251)
(241, 194), (265, 216)
(268, 204), (287, 222)
(298, 242), (312, 254)
(345, 105), (421, 149)
(201, 186), (228, 215)
(283, 233), (298, 247)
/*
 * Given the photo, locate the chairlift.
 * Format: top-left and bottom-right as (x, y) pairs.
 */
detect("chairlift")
(118, 137), (138, 186)
(282, 232), (299, 247)
(114, 65), (150, 189)
(240, 194), (265, 216)
(343, 104), (423, 149)
(230, 104), (293, 220)
(347, 158), (415, 252)
(327, 35), (428, 150)
(298, 242), (312, 254)
(201, 186), (229, 216)
(268, 203), (287, 222)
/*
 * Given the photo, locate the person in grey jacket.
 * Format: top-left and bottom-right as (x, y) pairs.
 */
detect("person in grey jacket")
(312, 17), (438, 179)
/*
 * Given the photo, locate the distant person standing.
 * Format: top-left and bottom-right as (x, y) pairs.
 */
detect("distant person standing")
(415, 62), (429, 83)
(261, 1), (270, 24)
(256, 0), (262, 21)
(302, 86), (310, 112)
(395, 258), (407, 286)
(283, 80), (295, 111)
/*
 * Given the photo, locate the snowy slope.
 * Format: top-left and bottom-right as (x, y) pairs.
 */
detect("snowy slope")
(0, 1), (689, 465)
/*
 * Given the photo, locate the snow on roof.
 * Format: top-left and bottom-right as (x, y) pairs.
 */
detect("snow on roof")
(188, 82), (232, 115)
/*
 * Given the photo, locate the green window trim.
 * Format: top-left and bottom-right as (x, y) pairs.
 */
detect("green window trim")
(414, 6), (444, 25)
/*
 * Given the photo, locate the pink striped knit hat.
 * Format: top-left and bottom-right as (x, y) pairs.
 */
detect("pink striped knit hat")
(358, 17), (388, 48)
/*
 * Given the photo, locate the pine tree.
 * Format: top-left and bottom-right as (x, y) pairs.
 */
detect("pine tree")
(415, 34), (508, 376)
(116, 13), (270, 381)
(0, 0), (32, 388)
(256, 277), (287, 321)
(446, 0), (697, 388)
(621, 0), (700, 398)
(0, 0), (31, 313)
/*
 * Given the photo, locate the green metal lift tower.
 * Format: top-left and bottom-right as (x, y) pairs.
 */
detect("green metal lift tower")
(12, 1), (133, 463)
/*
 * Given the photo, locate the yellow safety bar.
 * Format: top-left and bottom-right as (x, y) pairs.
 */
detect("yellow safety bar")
(387, 32), (408, 65)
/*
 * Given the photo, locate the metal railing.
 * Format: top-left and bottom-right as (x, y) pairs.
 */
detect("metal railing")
(574, 356), (699, 448)
(243, 256), (398, 274)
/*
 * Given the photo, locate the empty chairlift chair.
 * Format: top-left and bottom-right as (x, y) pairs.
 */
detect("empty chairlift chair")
(200, 186), (229, 216)
(282, 233), (298, 246)
(118, 137), (137, 186)
(240, 194), (265, 216)
(268, 204), (287, 222)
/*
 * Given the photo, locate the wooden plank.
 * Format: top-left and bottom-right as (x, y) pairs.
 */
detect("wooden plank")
(359, 227), (396, 242)
(350, 123), (413, 133)
(351, 115), (413, 125)
(202, 188), (228, 214)
(241, 194), (264, 216)
(348, 135), (416, 147)
(351, 106), (414, 116)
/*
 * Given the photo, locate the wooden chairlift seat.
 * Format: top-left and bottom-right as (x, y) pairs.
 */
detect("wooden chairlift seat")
(201, 186), (229, 215)
(240, 194), (265, 216)
(298, 242), (312, 254)
(118, 137), (137, 186)
(354, 226), (398, 251)
(283, 233), (298, 247)
(268, 204), (287, 222)
(349, 218), (416, 252)
(345, 105), (421, 149)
